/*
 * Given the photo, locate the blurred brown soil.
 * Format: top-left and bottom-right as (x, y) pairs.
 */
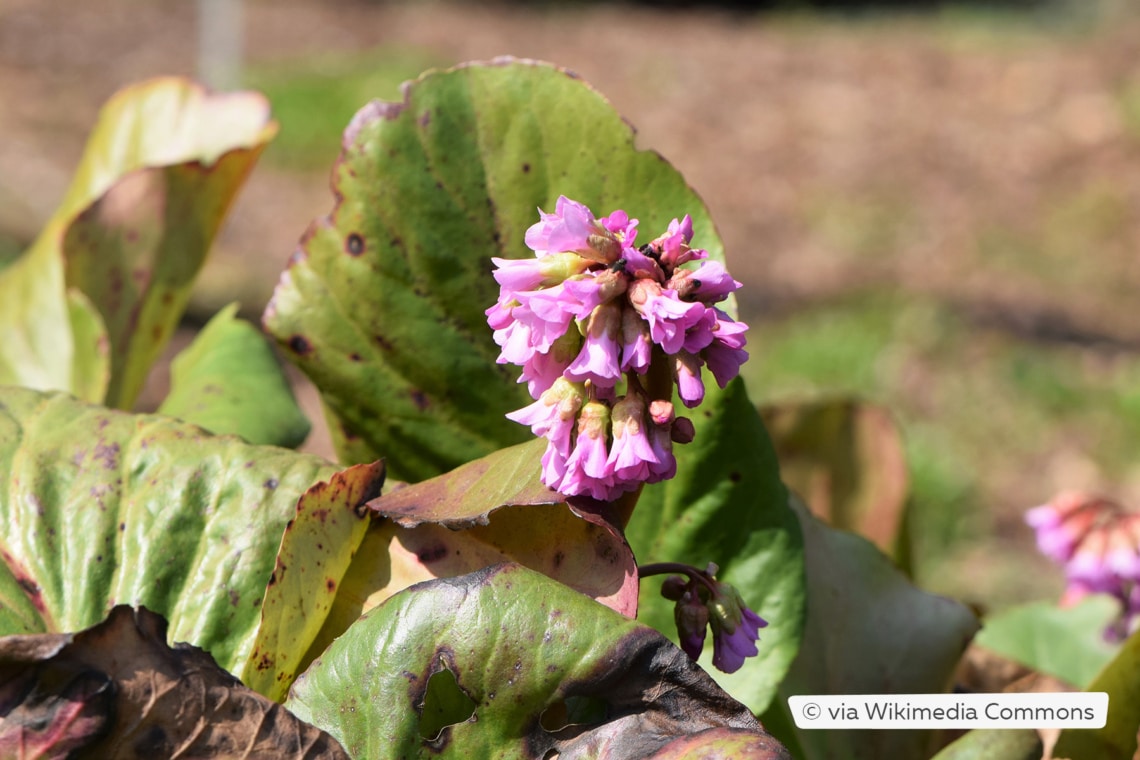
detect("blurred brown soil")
(2, 0), (1140, 470)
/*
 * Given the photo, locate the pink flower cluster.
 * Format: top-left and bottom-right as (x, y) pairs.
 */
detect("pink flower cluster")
(486, 196), (748, 501)
(1026, 492), (1140, 640)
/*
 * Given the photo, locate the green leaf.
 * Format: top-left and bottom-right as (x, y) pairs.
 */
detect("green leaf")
(1054, 628), (1140, 760)
(285, 563), (790, 759)
(0, 385), (355, 675)
(0, 250), (109, 403)
(247, 440), (638, 700)
(929, 728), (1042, 760)
(625, 378), (806, 715)
(0, 78), (276, 407)
(241, 461), (384, 699)
(777, 497), (979, 760)
(974, 596), (1120, 689)
(158, 303), (311, 447)
(263, 58), (727, 480)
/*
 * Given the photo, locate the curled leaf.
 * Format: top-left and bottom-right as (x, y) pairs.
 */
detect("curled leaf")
(286, 563), (790, 759)
(0, 605), (347, 758)
(0, 78), (277, 407)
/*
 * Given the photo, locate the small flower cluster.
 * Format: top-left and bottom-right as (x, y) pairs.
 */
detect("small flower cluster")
(487, 196), (748, 500)
(658, 562), (767, 673)
(1026, 491), (1140, 641)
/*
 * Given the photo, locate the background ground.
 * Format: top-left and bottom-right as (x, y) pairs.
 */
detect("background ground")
(2, 0), (1139, 610)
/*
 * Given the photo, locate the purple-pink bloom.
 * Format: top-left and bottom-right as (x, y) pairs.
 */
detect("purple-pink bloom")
(701, 312), (749, 389)
(607, 395), (659, 482)
(620, 308), (653, 374)
(557, 401), (616, 500)
(493, 196), (753, 503)
(505, 378), (585, 457)
(600, 209), (639, 245)
(525, 196), (598, 255)
(518, 331), (580, 398)
(674, 351), (705, 408)
(712, 606), (767, 674)
(687, 260), (742, 303)
(628, 280), (707, 355)
(674, 590), (709, 661)
(565, 303), (624, 387)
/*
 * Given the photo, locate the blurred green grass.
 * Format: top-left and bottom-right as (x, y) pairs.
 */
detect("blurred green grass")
(246, 49), (445, 172)
(740, 292), (1140, 607)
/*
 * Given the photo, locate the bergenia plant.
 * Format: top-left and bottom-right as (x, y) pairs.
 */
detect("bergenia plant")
(4, 56), (1131, 760)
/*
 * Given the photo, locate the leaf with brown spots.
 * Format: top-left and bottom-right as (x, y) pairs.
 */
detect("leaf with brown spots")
(286, 564), (790, 760)
(0, 386), (339, 675)
(0, 605), (348, 759)
(0, 78), (276, 408)
(247, 439), (637, 701)
(242, 461), (385, 700)
(158, 303), (311, 448)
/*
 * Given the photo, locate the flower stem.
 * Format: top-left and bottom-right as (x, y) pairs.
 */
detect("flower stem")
(638, 562), (718, 595)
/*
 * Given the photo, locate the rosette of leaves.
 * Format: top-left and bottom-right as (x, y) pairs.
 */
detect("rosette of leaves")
(0, 63), (801, 757)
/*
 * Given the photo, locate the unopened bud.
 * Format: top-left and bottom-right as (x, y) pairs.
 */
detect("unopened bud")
(648, 399), (675, 427)
(584, 231), (623, 264)
(660, 575), (688, 601)
(671, 416), (695, 444)
(577, 400), (611, 441)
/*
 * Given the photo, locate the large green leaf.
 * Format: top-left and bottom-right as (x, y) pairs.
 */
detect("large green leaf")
(625, 379), (806, 715)
(1054, 627), (1140, 760)
(973, 596), (1120, 689)
(0, 78), (276, 408)
(158, 303), (311, 447)
(285, 563), (790, 759)
(929, 728), (1042, 760)
(0, 385), (374, 675)
(247, 439), (638, 701)
(772, 497), (979, 760)
(263, 58), (727, 480)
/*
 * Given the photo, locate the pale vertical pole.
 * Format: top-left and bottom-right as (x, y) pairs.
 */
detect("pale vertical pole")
(197, 0), (243, 90)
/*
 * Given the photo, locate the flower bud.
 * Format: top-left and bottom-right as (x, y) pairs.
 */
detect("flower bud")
(660, 575), (688, 601)
(671, 416), (695, 444)
(648, 399), (675, 427)
(674, 590), (710, 661)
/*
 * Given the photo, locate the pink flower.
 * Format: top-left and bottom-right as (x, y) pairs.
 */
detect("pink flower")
(557, 401), (616, 500)
(628, 279), (707, 355)
(1027, 493), (1140, 642)
(649, 215), (703, 269)
(518, 331), (580, 398)
(491, 251), (591, 292)
(701, 311), (749, 389)
(505, 378), (585, 456)
(491, 196), (754, 502)
(674, 351), (705, 408)
(620, 308), (653, 374)
(607, 395), (659, 482)
(686, 260), (742, 304)
(565, 303), (624, 387)
(712, 605), (767, 674)
(600, 209), (639, 245)
(525, 196), (597, 255)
